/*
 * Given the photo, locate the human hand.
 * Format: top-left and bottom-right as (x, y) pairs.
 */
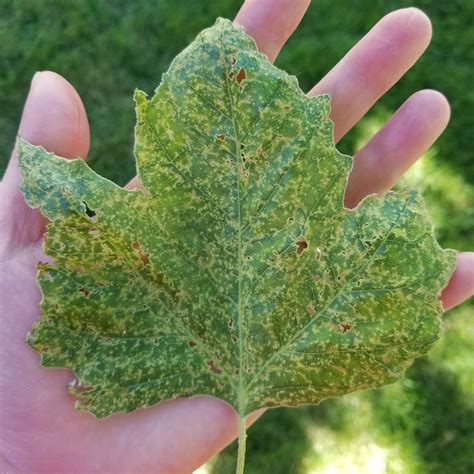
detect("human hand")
(1, 1), (473, 472)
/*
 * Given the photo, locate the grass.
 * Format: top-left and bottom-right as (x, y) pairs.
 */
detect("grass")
(1, 1), (472, 473)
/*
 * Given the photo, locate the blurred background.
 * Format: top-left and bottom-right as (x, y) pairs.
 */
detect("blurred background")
(1, 1), (472, 472)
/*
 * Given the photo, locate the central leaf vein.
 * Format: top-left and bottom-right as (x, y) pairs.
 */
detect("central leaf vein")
(219, 37), (246, 413)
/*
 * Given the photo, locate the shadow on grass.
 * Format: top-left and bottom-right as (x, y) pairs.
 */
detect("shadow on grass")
(410, 359), (474, 474)
(370, 357), (474, 474)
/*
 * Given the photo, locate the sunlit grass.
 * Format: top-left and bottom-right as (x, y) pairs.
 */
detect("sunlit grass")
(429, 305), (474, 400)
(302, 393), (421, 474)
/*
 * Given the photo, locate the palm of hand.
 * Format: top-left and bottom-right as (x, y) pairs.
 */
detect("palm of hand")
(1, 2), (473, 473)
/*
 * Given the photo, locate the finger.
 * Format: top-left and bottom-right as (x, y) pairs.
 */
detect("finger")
(0, 71), (90, 250)
(125, 175), (142, 191)
(234, 0), (311, 63)
(309, 8), (433, 142)
(344, 89), (450, 208)
(441, 252), (474, 310)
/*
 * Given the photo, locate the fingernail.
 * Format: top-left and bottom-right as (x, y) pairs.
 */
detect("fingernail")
(30, 71), (43, 91)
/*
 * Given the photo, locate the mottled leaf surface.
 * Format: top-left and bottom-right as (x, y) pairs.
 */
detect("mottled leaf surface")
(19, 19), (456, 419)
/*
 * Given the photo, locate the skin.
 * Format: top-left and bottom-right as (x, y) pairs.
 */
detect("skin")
(0, 1), (473, 472)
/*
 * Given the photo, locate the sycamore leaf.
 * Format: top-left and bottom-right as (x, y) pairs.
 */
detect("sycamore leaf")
(19, 18), (455, 419)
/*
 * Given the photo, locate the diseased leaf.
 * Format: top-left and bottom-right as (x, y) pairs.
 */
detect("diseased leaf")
(19, 18), (455, 421)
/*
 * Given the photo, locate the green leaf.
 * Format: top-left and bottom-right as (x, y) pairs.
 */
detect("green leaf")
(19, 18), (455, 420)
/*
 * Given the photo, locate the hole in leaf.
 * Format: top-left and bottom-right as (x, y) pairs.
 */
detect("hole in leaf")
(228, 71), (234, 79)
(340, 323), (351, 333)
(82, 202), (96, 219)
(78, 287), (90, 297)
(296, 239), (308, 255)
(216, 134), (225, 141)
(207, 360), (222, 374)
(67, 378), (93, 395)
(188, 340), (197, 348)
(236, 68), (246, 85)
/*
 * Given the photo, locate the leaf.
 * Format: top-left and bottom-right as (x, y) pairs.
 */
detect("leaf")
(19, 18), (456, 420)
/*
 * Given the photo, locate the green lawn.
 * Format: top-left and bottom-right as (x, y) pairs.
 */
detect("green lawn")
(1, 1), (472, 473)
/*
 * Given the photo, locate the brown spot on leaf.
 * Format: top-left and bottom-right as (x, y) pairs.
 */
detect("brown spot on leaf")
(236, 68), (246, 85)
(207, 360), (222, 374)
(296, 239), (308, 255)
(78, 287), (90, 297)
(307, 304), (316, 315)
(132, 241), (150, 265)
(228, 71), (234, 79)
(188, 340), (197, 348)
(340, 323), (352, 333)
(216, 134), (225, 141)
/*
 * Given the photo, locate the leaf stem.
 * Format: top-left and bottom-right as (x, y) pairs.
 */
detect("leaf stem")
(236, 415), (247, 474)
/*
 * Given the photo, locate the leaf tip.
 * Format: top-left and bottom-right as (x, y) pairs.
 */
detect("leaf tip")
(134, 89), (149, 124)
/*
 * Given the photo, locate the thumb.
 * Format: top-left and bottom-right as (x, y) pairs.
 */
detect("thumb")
(0, 71), (89, 251)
